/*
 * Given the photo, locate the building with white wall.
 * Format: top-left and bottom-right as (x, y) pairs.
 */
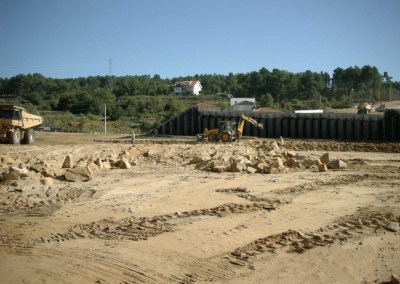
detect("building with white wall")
(230, 98), (255, 106)
(173, 80), (202, 95)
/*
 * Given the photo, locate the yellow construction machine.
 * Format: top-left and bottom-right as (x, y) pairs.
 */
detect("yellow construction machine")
(196, 114), (263, 142)
(0, 105), (43, 144)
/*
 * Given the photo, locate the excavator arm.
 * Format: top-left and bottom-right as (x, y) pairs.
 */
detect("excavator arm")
(236, 114), (263, 139)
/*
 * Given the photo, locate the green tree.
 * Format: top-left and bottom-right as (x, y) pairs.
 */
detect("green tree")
(58, 92), (77, 110)
(164, 97), (187, 120)
(260, 93), (274, 108)
(108, 105), (124, 121)
(25, 92), (42, 105)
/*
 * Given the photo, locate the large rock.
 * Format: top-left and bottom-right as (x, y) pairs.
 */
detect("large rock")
(318, 163), (328, 172)
(40, 178), (53, 186)
(266, 159), (284, 174)
(31, 161), (46, 172)
(10, 166), (28, 174)
(2, 171), (20, 181)
(65, 166), (92, 182)
(8, 167), (31, 178)
(102, 161), (111, 170)
(253, 162), (266, 172)
(246, 167), (257, 174)
(95, 158), (103, 169)
(391, 274), (400, 284)
(62, 156), (74, 168)
(118, 159), (131, 169)
(386, 222), (399, 232)
(231, 162), (246, 172)
(88, 162), (100, 173)
(286, 151), (296, 158)
(330, 159), (347, 169)
(301, 159), (315, 167)
(290, 159), (300, 167)
(320, 153), (330, 164)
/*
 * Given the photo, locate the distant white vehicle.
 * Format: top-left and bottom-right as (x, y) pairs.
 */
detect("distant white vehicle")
(294, 110), (324, 114)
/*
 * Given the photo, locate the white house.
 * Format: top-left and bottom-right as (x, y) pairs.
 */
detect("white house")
(173, 80), (202, 95)
(223, 100), (256, 111)
(230, 98), (255, 106)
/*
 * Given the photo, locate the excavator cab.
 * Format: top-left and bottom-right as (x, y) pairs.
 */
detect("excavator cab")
(219, 121), (236, 132)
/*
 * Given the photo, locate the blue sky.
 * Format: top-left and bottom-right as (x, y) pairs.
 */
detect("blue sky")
(1, 0), (399, 81)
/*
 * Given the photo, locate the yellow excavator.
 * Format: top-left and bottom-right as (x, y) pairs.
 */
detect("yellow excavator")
(196, 114), (263, 142)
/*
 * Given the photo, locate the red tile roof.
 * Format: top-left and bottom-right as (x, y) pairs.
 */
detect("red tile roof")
(255, 108), (284, 113)
(174, 80), (199, 87)
(196, 103), (221, 111)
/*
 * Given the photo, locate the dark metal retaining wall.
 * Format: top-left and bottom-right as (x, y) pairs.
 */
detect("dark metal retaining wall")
(150, 107), (400, 142)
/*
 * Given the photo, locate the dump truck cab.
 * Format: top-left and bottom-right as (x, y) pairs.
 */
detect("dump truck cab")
(1, 108), (22, 120)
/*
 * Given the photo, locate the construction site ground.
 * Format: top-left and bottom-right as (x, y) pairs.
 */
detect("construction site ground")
(1, 132), (400, 284)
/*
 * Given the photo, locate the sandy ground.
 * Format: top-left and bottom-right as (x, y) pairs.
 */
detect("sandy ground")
(0, 132), (400, 284)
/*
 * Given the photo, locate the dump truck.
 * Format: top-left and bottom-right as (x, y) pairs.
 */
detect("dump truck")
(197, 114), (263, 143)
(0, 105), (43, 144)
(357, 103), (372, 114)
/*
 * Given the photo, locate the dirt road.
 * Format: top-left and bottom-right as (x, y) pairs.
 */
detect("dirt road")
(0, 133), (399, 283)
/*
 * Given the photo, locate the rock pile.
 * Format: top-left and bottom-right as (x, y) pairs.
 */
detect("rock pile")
(190, 144), (348, 174)
(0, 148), (139, 188)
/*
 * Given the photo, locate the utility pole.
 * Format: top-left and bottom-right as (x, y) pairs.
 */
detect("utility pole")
(109, 57), (113, 92)
(104, 104), (107, 134)
(99, 105), (101, 133)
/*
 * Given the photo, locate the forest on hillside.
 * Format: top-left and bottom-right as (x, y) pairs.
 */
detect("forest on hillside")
(0, 65), (398, 133)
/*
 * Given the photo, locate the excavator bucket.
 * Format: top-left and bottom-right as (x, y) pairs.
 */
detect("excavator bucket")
(258, 123), (263, 129)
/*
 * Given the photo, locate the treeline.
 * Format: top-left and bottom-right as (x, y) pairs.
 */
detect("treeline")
(0, 65), (398, 116)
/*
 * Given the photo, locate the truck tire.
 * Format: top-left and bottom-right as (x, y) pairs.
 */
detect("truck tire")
(221, 131), (232, 143)
(10, 128), (21, 145)
(208, 134), (215, 142)
(24, 129), (35, 144)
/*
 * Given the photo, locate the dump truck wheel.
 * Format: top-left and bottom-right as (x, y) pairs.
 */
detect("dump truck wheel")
(24, 129), (35, 145)
(10, 128), (21, 145)
(208, 134), (215, 142)
(221, 131), (232, 143)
